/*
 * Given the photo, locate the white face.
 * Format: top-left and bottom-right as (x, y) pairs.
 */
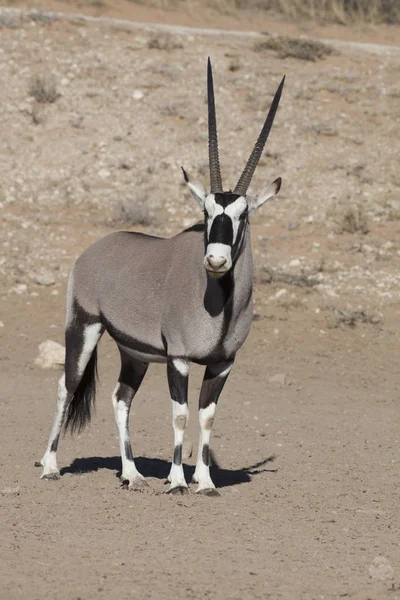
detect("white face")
(203, 193), (248, 278)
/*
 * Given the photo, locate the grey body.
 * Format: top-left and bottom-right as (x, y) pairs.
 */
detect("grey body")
(72, 225), (253, 365)
(37, 59), (284, 495)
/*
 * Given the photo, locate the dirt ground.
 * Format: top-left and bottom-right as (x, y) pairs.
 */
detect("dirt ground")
(0, 3), (399, 599)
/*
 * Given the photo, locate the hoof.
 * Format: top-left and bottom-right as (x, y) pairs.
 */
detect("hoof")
(167, 485), (189, 495)
(197, 488), (220, 497)
(34, 461), (43, 468)
(121, 477), (149, 490)
(40, 472), (60, 481)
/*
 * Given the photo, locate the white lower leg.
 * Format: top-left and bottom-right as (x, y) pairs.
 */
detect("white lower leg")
(41, 375), (70, 479)
(169, 400), (189, 489)
(112, 384), (144, 485)
(194, 403), (216, 491)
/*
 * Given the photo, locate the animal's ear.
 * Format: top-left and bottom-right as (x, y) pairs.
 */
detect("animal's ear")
(181, 167), (207, 208)
(247, 177), (282, 215)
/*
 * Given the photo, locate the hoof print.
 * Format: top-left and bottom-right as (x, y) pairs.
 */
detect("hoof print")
(197, 488), (220, 497)
(167, 486), (189, 495)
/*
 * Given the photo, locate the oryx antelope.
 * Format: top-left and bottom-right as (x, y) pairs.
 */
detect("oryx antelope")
(38, 59), (285, 495)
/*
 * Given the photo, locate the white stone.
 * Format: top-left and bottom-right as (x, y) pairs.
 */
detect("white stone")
(268, 373), (289, 386)
(368, 557), (394, 581)
(33, 271), (55, 286)
(35, 340), (65, 370)
(133, 89), (144, 100)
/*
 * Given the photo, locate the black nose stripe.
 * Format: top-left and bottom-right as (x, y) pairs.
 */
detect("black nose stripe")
(208, 214), (233, 246)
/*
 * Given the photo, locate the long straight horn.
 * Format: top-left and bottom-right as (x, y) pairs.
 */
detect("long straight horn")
(234, 76), (285, 197)
(207, 58), (223, 193)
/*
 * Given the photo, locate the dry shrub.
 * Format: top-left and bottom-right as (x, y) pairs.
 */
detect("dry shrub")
(330, 308), (382, 328)
(328, 204), (369, 235)
(213, 0), (400, 24)
(255, 34), (333, 61)
(111, 197), (153, 227)
(28, 74), (59, 104)
(147, 35), (183, 50)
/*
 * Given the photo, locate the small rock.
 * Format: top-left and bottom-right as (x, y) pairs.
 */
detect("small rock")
(368, 556), (394, 581)
(182, 438), (193, 461)
(98, 169), (110, 179)
(119, 160), (135, 170)
(19, 102), (32, 115)
(71, 117), (83, 128)
(1, 486), (20, 497)
(35, 340), (65, 370)
(133, 89), (144, 101)
(289, 259), (301, 267)
(269, 373), (289, 386)
(10, 283), (27, 295)
(32, 271), (55, 286)
(288, 221), (299, 231)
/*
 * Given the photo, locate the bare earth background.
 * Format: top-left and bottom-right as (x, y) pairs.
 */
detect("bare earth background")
(0, 2), (399, 599)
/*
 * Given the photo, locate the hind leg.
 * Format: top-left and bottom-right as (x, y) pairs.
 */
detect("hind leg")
(38, 301), (104, 480)
(113, 349), (149, 490)
(38, 374), (72, 480)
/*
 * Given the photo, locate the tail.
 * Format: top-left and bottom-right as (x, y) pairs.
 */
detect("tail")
(64, 347), (98, 434)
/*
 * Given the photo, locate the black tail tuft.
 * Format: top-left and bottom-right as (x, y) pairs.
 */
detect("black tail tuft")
(64, 347), (98, 435)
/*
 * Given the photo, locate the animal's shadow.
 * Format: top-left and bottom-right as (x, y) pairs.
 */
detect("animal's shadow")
(60, 454), (277, 488)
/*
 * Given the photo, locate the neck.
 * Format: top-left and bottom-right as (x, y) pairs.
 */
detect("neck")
(203, 228), (253, 318)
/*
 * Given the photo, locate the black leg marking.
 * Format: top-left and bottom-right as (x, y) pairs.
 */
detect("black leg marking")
(202, 444), (210, 467)
(50, 437), (59, 453)
(199, 361), (234, 410)
(173, 444), (182, 465)
(124, 440), (134, 462)
(167, 360), (188, 405)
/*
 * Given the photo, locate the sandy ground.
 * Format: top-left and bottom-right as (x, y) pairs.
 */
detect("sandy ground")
(0, 3), (399, 599)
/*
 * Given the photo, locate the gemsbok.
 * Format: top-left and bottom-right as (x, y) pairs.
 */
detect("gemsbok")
(37, 58), (285, 495)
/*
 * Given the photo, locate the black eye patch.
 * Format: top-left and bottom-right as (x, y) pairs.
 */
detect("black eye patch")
(208, 214), (233, 246)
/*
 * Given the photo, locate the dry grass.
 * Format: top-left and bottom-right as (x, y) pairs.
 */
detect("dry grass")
(330, 308), (382, 328)
(255, 34), (333, 61)
(28, 74), (59, 104)
(213, 0), (400, 24)
(327, 203), (369, 234)
(111, 197), (154, 227)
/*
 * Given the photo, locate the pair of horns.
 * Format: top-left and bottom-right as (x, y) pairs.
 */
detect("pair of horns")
(208, 57), (285, 196)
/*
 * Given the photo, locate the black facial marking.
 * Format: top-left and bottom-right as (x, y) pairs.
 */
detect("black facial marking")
(213, 192), (241, 208)
(209, 213), (233, 246)
(173, 444), (182, 465)
(202, 444), (210, 466)
(124, 440), (134, 462)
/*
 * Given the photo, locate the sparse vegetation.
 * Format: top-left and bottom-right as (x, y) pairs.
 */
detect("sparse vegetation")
(214, 0), (400, 24)
(330, 308), (382, 328)
(255, 34), (333, 61)
(147, 34), (183, 51)
(328, 204), (369, 235)
(28, 74), (59, 104)
(112, 197), (153, 227)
